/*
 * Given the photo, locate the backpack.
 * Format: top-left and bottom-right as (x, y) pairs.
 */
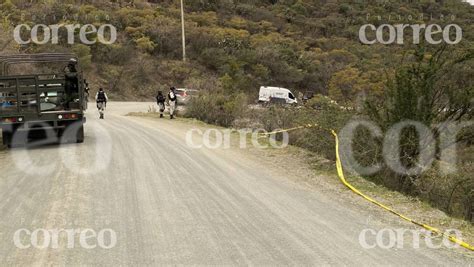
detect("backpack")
(97, 91), (106, 102)
(157, 94), (165, 103)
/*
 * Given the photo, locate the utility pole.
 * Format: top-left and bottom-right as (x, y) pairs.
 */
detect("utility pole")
(180, 0), (186, 62)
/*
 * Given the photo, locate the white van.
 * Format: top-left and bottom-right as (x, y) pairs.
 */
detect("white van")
(258, 86), (297, 104)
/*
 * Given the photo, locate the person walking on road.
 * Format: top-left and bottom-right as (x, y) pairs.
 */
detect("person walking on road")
(95, 88), (108, 119)
(156, 91), (166, 118)
(168, 87), (178, 119)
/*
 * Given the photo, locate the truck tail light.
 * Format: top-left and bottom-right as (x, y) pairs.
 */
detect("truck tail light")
(58, 113), (79, 120)
(1, 117), (23, 123)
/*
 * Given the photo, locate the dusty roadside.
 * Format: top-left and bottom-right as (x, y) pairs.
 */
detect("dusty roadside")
(128, 111), (474, 254)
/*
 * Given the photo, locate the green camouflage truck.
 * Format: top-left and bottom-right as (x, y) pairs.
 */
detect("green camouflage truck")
(0, 53), (87, 147)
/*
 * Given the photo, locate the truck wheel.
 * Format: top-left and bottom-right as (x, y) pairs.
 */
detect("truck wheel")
(60, 122), (84, 144)
(76, 125), (84, 143)
(2, 130), (12, 147)
(58, 129), (67, 144)
(10, 130), (27, 147)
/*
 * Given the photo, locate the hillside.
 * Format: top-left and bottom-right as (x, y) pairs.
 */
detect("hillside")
(0, 0), (473, 101)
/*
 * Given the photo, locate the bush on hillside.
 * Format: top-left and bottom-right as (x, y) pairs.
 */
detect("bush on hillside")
(185, 90), (248, 127)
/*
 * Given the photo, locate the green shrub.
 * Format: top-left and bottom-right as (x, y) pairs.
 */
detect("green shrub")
(185, 90), (248, 127)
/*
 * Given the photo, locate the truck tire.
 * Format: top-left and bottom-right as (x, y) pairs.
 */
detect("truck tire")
(2, 130), (12, 147)
(10, 129), (27, 148)
(76, 125), (84, 143)
(60, 122), (84, 144)
(58, 129), (66, 144)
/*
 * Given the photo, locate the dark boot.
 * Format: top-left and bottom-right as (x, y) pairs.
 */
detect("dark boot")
(160, 114), (164, 118)
(170, 114), (174, 119)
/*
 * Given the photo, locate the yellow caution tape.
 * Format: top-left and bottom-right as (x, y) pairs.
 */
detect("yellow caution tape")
(331, 130), (474, 252)
(260, 123), (474, 251)
(258, 124), (322, 137)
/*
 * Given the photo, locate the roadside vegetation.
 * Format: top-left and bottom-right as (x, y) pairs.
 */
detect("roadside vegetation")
(185, 45), (474, 222)
(1, 0), (473, 98)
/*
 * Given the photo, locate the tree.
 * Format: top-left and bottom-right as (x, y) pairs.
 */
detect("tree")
(328, 67), (362, 103)
(365, 45), (474, 191)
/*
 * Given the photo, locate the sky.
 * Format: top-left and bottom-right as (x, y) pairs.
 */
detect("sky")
(467, 0), (474, 5)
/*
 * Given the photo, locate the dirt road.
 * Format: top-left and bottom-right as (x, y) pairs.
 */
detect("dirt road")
(0, 102), (471, 265)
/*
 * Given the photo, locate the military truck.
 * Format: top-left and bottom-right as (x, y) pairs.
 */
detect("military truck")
(0, 53), (87, 147)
